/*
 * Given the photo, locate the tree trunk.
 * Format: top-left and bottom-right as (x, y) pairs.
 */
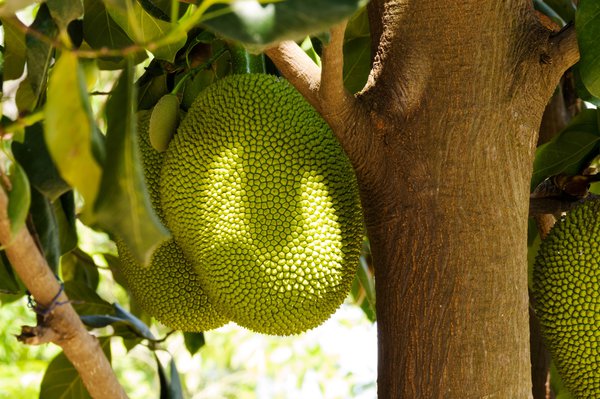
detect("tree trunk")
(353, 2), (571, 397)
(268, 1), (578, 396)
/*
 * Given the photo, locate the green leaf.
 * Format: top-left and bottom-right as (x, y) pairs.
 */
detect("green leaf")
(576, 0), (600, 98)
(156, 354), (184, 399)
(531, 109), (600, 190)
(202, 0), (368, 50)
(6, 160), (30, 238)
(64, 280), (114, 316)
(26, 4), (58, 106)
(543, 0), (576, 23)
(82, 0), (147, 70)
(47, 0), (83, 30)
(29, 188), (61, 272)
(12, 122), (71, 202)
(56, 191), (78, 255)
(0, 252), (21, 295)
(0, 16), (26, 80)
(183, 332), (205, 356)
(0, 0), (38, 16)
(94, 61), (170, 266)
(39, 337), (111, 399)
(61, 248), (100, 290)
(80, 303), (156, 341)
(343, 36), (370, 94)
(45, 51), (103, 209)
(105, 0), (186, 62)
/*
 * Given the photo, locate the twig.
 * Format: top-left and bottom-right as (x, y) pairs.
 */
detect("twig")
(0, 186), (128, 399)
(548, 23), (580, 72)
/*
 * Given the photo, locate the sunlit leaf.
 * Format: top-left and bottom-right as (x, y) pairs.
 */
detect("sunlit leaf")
(6, 160), (30, 238)
(105, 0), (186, 62)
(203, 0), (368, 50)
(576, 0), (600, 98)
(0, 0), (37, 16)
(94, 61), (170, 267)
(39, 337), (111, 399)
(12, 122), (71, 202)
(0, 16), (26, 80)
(45, 51), (103, 210)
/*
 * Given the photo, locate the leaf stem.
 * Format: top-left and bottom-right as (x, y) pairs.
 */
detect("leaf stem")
(0, 111), (44, 137)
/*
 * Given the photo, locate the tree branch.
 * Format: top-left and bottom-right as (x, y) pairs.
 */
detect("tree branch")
(264, 41), (321, 110)
(548, 23), (580, 73)
(319, 21), (360, 131)
(0, 188), (128, 399)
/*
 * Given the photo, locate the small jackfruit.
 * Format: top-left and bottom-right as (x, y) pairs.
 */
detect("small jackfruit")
(160, 74), (364, 335)
(149, 94), (180, 152)
(114, 110), (227, 331)
(533, 199), (600, 398)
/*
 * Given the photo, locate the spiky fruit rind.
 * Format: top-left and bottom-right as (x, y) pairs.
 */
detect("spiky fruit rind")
(113, 111), (227, 332)
(160, 74), (364, 335)
(149, 94), (179, 152)
(533, 199), (600, 398)
(116, 238), (228, 331)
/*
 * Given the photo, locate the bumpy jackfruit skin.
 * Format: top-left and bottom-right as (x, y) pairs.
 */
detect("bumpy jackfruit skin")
(160, 74), (364, 335)
(113, 111), (228, 332)
(533, 199), (600, 398)
(115, 238), (228, 331)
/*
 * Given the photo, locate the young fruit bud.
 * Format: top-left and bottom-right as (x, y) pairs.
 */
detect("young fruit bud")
(149, 94), (180, 152)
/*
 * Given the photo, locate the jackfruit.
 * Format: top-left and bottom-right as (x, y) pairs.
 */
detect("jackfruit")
(160, 74), (364, 335)
(533, 198), (600, 398)
(149, 94), (180, 153)
(114, 110), (227, 332)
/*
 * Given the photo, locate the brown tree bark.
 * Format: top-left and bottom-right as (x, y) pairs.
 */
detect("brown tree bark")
(269, 1), (580, 397)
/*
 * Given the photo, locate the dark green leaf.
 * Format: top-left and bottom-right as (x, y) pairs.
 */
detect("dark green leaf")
(47, 0), (83, 30)
(183, 332), (205, 356)
(576, 0), (600, 98)
(14, 77), (36, 113)
(39, 337), (111, 399)
(6, 160), (30, 238)
(61, 249), (100, 290)
(343, 36), (370, 94)
(80, 303), (156, 341)
(543, 0), (576, 23)
(82, 0), (146, 69)
(26, 4), (58, 106)
(0, 251), (21, 295)
(29, 188), (60, 272)
(573, 64), (600, 107)
(12, 122), (71, 201)
(45, 51), (103, 210)
(94, 61), (170, 266)
(105, 0), (186, 62)
(64, 280), (114, 316)
(138, 72), (169, 110)
(56, 191), (78, 255)
(181, 69), (214, 110)
(156, 354), (184, 399)
(0, 16), (26, 80)
(531, 109), (600, 190)
(203, 0), (367, 50)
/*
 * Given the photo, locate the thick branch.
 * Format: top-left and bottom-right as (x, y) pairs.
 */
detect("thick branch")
(548, 23), (580, 73)
(264, 41), (321, 110)
(0, 188), (128, 399)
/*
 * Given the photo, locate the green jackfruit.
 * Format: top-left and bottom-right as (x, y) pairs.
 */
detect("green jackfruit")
(160, 74), (364, 335)
(149, 94), (180, 153)
(114, 110), (227, 332)
(533, 199), (600, 398)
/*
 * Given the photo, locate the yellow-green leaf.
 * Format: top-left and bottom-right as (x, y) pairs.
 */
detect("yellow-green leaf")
(44, 52), (103, 208)
(6, 161), (30, 237)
